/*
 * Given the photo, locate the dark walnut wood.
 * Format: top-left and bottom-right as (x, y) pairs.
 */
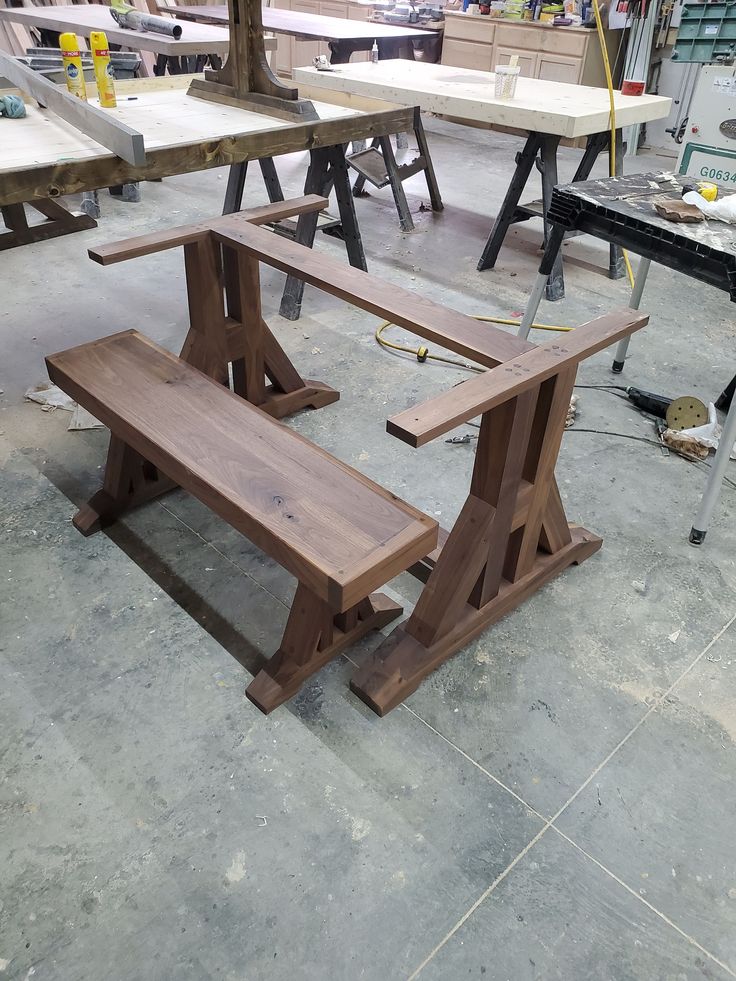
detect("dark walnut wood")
(47, 330), (436, 712)
(48, 196), (649, 716)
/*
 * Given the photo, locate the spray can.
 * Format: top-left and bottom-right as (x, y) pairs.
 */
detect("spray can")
(59, 33), (87, 101)
(89, 30), (117, 108)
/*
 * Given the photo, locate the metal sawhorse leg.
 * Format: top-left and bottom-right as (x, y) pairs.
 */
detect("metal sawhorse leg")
(478, 129), (624, 301)
(517, 225), (733, 546)
(349, 108), (443, 233)
(223, 146), (367, 321)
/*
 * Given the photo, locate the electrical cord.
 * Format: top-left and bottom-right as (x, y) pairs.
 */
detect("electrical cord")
(567, 427), (736, 490)
(375, 314), (573, 369)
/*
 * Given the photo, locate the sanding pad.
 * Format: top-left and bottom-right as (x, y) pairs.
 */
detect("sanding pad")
(666, 395), (708, 431)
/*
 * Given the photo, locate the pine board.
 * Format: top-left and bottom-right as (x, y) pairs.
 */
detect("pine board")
(293, 60), (672, 139)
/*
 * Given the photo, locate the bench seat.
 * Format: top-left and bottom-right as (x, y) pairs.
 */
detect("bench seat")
(47, 330), (437, 614)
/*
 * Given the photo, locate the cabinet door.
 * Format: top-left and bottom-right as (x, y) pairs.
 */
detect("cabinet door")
(346, 2), (370, 58)
(320, 1), (348, 16)
(537, 52), (581, 83)
(272, 34), (294, 73)
(292, 0), (322, 68)
(441, 37), (493, 70)
(493, 45), (537, 76)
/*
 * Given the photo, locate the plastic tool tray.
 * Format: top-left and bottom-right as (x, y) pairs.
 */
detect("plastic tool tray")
(672, 2), (736, 63)
(547, 173), (736, 300)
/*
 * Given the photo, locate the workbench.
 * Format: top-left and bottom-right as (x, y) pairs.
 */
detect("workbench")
(515, 171), (736, 545)
(0, 72), (414, 317)
(160, 4), (439, 64)
(0, 3), (275, 76)
(294, 60), (671, 297)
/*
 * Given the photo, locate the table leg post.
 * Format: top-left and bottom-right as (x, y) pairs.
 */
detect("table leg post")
(517, 223), (566, 339)
(329, 144), (367, 271)
(690, 396), (736, 545)
(477, 132), (543, 272)
(609, 129), (626, 280)
(540, 135), (564, 301)
(379, 135), (414, 232)
(611, 255), (650, 372)
(279, 148), (331, 321)
(222, 161), (248, 215)
(259, 157), (285, 203)
(413, 107), (443, 213)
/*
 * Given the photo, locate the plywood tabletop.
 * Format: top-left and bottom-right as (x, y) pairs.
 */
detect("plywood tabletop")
(0, 83), (359, 173)
(162, 3), (435, 39)
(293, 60), (672, 138)
(0, 3), (231, 56)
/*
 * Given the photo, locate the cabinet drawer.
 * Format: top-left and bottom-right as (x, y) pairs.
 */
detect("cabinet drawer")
(320, 1), (348, 17)
(536, 29), (586, 56)
(445, 14), (496, 43)
(537, 51), (581, 82)
(441, 38), (494, 71)
(494, 23), (586, 57)
(494, 44), (537, 76)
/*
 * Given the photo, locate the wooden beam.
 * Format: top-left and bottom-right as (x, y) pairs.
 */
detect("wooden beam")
(0, 101), (414, 207)
(88, 195), (329, 265)
(213, 221), (534, 369)
(386, 308), (649, 447)
(0, 53), (146, 166)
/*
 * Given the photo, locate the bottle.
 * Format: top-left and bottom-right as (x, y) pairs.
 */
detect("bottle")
(371, 40), (379, 63)
(59, 32), (87, 101)
(89, 30), (117, 108)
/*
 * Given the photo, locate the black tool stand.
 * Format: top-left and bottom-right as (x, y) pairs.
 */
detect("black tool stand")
(516, 172), (736, 545)
(477, 129), (624, 300)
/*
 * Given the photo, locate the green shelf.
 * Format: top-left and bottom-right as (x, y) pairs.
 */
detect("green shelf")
(672, 2), (736, 63)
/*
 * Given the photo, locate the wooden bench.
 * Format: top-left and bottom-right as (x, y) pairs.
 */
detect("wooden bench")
(50, 198), (649, 717)
(46, 330), (437, 713)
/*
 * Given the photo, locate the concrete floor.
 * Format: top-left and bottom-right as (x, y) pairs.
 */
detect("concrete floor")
(2, 118), (736, 981)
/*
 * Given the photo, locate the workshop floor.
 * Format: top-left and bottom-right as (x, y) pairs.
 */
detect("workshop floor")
(2, 118), (736, 981)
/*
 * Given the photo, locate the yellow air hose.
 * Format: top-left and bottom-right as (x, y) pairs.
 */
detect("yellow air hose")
(591, 0), (635, 288)
(375, 315), (573, 371)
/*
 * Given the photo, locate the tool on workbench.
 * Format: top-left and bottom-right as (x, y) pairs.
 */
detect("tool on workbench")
(683, 181), (719, 201)
(625, 385), (708, 429)
(90, 31), (117, 108)
(110, 0), (183, 39)
(59, 33), (87, 101)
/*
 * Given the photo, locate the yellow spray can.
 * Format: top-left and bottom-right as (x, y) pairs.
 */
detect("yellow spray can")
(89, 30), (117, 108)
(59, 33), (87, 101)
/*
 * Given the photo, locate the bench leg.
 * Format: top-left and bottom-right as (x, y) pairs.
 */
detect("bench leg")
(246, 585), (402, 714)
(350, 370), (603, 716)
(223, 248), (340, 417)
(73, 436), (176, 536)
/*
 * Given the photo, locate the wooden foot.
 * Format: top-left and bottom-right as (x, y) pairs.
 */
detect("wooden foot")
(1, 201), (97, 252)
(350, 525), (601, 716)
(258, 379), (339, 419)
(247, 590), (402, 714)
(72, 436), (176, 536)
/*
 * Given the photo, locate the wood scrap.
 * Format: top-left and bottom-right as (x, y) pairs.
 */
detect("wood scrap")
(653, 197), (704, 223)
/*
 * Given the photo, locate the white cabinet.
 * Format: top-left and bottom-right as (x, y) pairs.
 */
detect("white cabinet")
(494, 45), (537, 77)
(441, 12), (616, 89)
